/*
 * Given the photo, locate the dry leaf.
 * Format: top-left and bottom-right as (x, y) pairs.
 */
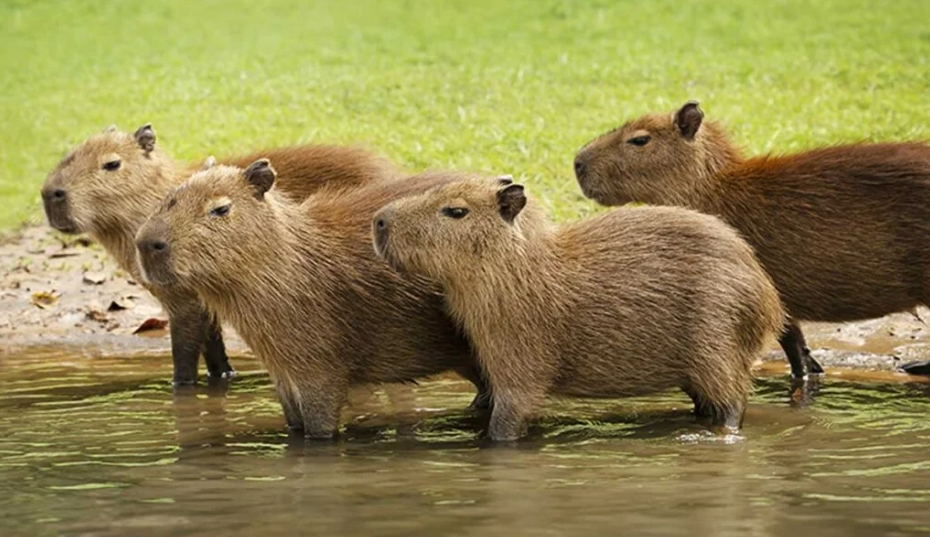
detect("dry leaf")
(133, 318), (168, 334)
(83, 271), (107, 285)
(108, 296), (136, 311)
(31, 291), (59, 309)
(85, 309), (109, 323)
(50, 250), (80, 259)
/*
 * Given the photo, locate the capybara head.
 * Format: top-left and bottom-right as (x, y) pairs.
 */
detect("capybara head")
(135, 158), (278, 287)
(372, 176), (530, 281)
(41, 124), (167, 234)
(574, 101), (728, 206)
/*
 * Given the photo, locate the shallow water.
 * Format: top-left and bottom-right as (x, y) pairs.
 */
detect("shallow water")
(2, 351), (930, 537)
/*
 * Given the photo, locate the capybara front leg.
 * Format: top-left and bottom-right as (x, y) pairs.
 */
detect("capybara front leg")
(168, 307), (207, 386)
(203, 312), (235, 380)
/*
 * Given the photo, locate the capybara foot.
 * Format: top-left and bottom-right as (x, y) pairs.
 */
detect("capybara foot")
(899, 359), (930, 376)
(467, 390), (492, 412)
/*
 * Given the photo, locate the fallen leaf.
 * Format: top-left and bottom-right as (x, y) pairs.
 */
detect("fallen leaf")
(30, 291), (59, 309)
(50, 250), (80, 259)
(85, 308), (109, 323)
(133, 318), (168, 334)
(83, 271), (107, 285)
(108, 296), (136, 311)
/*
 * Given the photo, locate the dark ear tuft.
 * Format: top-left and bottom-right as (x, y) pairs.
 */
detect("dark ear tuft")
(674, 101), (704, 141)
(243, 158), (277, 199)
(134, 123), (156, 153)
(497, 184), (526, 223)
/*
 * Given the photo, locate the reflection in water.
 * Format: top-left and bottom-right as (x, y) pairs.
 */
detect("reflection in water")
(1, 351), (930, 536)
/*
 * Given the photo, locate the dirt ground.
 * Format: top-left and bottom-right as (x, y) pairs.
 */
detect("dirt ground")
(2, 225), (929, 379)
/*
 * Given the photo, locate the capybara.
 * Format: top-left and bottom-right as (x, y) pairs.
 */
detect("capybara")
(40, 124), (399, 384)
(574, 101), (930, 378)
(372, 177), (783, 441)
(134, 159), (488, 437)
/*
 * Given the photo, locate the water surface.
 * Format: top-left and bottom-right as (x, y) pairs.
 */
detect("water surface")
(2, 350), (930, 536)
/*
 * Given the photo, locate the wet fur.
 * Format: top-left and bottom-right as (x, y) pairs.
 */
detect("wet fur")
(375, 178), (784, 441)
(136, 166), (486, 437)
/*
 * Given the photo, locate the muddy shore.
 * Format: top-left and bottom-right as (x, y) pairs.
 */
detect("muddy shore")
(2, 225), (929, 380)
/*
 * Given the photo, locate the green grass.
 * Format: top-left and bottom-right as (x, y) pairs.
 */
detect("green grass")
(2, 0), (929, 229)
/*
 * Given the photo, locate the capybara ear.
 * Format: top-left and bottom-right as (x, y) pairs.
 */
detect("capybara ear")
(497, 184), (527, 223)
(201, 156), (217, 171)
(496, 174), (514, 186)
(674, 101), (704, 140)
(103, 124), (118, 133)
(133, 123), (156, 154)
(243, 158), (277, 199)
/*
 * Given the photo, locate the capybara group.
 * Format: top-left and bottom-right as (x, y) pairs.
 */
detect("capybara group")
(40, 124), (399, 384)
(134, 159), (488, 437)
(574, 101), (930, 378)
(373, 176), (784, 441)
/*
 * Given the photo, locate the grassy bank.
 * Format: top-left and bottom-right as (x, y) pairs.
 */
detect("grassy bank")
(1, 0), (928, 229)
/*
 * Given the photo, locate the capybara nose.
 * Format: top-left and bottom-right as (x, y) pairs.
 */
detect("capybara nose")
(139, 239), (168, 254)
(574, 157), (586, 179)
(41, 187), (66, 203)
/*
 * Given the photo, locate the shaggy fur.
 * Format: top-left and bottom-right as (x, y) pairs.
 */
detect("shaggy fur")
(135, 161), (487, 438)
(574, 101), (930, 378)
(373, 177), (784, 441)
(40, 124), (399, 383)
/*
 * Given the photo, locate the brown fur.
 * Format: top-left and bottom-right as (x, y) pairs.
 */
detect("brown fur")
(373, 177), (784, 441)
(134, 161), (486, 437)
(39, 124), (399, 383)
(574, 102), (930, 378)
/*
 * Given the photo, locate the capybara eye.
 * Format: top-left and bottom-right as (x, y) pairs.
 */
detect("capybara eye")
(210, 204), (231, 218)
(627, 136), (651, 147)
(103, 160), (122, 171)
(441, 207), (469, 219)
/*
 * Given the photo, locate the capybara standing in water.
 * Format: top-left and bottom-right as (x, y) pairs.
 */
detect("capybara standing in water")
(372, 177), (783, 441)
(134, 160), (488, 437)
(40, 124), (399, 384)
(574, 101), (930, 378)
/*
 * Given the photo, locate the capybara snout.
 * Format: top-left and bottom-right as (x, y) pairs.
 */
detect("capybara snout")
(135, 217), (175, 285)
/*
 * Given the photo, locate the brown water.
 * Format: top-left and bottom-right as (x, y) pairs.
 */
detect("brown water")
(2, 351), (930, 537)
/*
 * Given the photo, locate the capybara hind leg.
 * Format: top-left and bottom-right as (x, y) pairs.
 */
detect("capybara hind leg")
(203, 314), (235, 379)
(792, 323), (824, 374)
(275, 384), (303, 431)
(708, 396), (746, 432)
(682, 385), (712, 418)
(168, 307), (207, 385)
(487, 390), (542, 442)
(457, 365), (492, 411)
(779, 321), (823, 378)
(295, 378), (348, 439)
